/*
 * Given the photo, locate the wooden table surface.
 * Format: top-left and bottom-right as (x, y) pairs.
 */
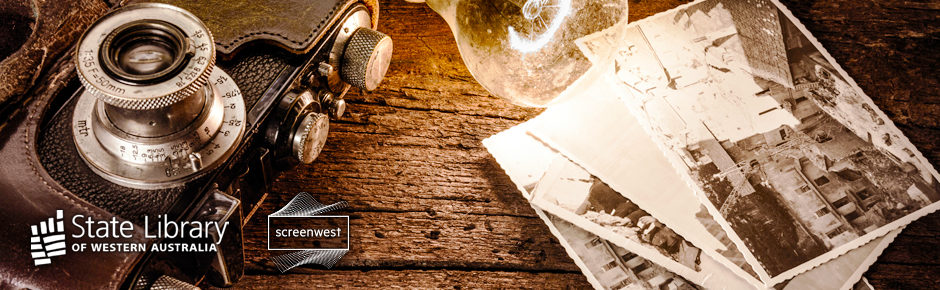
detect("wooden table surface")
(238, 0), (939, 288)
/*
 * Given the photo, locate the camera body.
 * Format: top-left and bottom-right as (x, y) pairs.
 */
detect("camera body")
(0, 0), (389, 288)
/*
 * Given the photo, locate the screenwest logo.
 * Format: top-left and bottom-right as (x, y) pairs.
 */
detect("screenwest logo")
(267, 193), (351, 272)
(30, 210), (67, 266)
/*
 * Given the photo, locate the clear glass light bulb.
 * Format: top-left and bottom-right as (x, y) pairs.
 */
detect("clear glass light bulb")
(426, 0), (628, 107)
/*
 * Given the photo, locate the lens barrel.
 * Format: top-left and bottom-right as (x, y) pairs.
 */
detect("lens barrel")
(72, 3), (246, 189)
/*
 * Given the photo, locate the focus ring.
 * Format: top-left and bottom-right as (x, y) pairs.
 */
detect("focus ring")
(74, 3), (216, 110)
(76, 62), (214, 110)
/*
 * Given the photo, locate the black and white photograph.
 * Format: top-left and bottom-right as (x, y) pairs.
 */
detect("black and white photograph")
(527, 83), (766, 286)
(540, 207), (893, 290)
(483, 118), (724, 289)
(521, 85), (902, 290)
(545, 172), (702, 271)
(595, 0), (940, 283)
(530, 155), (759, 289)
(541, 211), (699, 290)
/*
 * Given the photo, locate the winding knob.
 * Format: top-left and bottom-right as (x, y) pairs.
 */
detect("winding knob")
(340, 27), (393, 91)
(291, 112), (330, 164)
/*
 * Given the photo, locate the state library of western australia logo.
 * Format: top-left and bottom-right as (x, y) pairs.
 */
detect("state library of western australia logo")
(30, 210), (67, 265)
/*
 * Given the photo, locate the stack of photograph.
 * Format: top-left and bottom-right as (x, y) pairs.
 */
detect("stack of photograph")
(484, 0), (938, 289)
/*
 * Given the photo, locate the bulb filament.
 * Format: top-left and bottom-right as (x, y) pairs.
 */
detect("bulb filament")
(507, 0), (572, 53)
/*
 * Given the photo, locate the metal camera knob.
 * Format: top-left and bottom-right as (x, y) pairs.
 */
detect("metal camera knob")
(291, 112), (330, 164)
(340, 27), (393, 91)
(71, 3), (246, 189)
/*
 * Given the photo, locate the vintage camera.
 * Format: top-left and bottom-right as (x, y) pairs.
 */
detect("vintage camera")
(19, 0), (390, 288)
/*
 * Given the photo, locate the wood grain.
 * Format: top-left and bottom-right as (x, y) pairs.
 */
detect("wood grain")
(238, 270), (591, 289)
(239, 0), (939, 288)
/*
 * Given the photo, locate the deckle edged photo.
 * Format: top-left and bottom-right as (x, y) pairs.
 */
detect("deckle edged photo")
(541, 210), (699, 290)
(484, 118), (902, 290)
(520, 89), (901, 290)
(531, 156), (758, 289)
(596, 0), (940, 283)
(539, 207), (896, 290)
(483, 125), (708, 289)
(526, 83), (765, 287)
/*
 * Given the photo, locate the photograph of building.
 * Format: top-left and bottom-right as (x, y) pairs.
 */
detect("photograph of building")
(575, 177), (702, 271)
(607, 0), (940, 278)
(548, 214), (698, 290)
(531, 159), (706, 274)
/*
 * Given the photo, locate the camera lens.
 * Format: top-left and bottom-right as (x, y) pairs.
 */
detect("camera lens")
(73, 3), (245, 189)
(101, 20), (188, 84)
(117, 40), (173, 74)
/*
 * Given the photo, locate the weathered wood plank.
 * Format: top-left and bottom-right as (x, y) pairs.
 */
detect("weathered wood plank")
(876, 230), (940, 265)
(269, 103), (539, 217)
(866, 263), (940, 290)
(241, 0), (587, 284)
(244, 210), (580, 273)
(898, 211), (940, 237)
(235, 270), (592, 289)
(365, 1), (541, 120)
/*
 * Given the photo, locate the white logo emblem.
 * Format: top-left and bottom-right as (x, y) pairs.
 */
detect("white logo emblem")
(30, 210), (66, 265)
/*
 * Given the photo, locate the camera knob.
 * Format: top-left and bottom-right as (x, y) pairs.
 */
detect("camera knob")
(291, 112), (330, 164)
(340, 27), (393, 91)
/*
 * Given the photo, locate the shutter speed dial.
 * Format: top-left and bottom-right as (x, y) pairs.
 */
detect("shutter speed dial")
(291, 112), (330, 164)
(266, 90), (331, 165)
